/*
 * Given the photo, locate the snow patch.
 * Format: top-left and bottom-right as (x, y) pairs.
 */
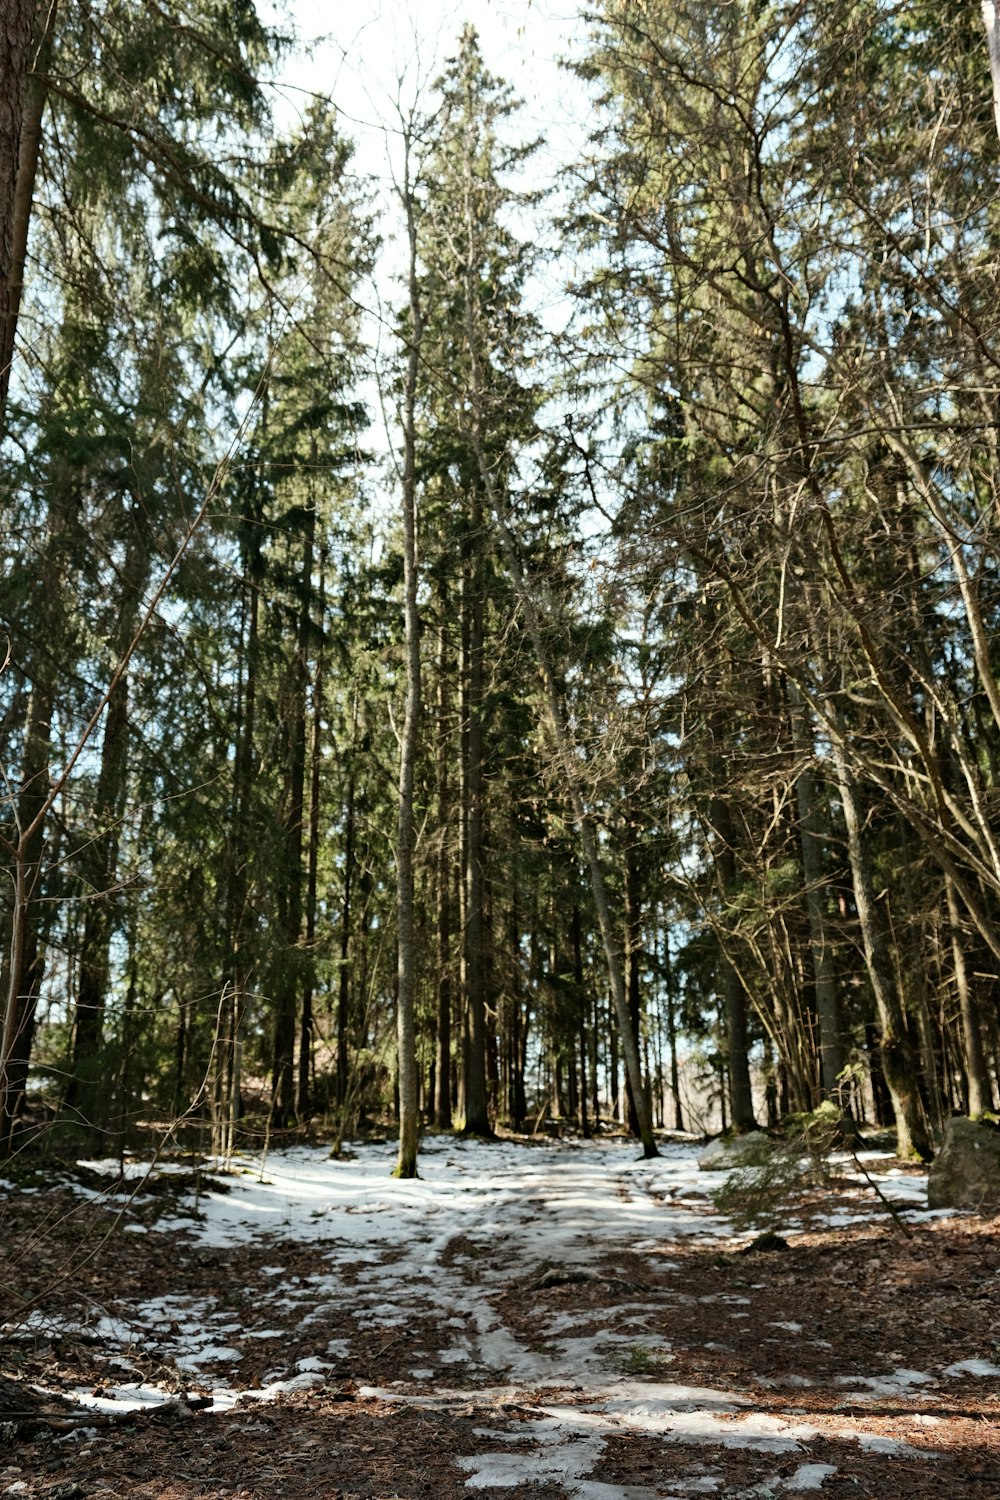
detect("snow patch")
(786, 1464), (838, 1491)
(834, 1368), (937, 1401)
(943, 1358), (1000, 1378)
(42, 1136), (947, 1490)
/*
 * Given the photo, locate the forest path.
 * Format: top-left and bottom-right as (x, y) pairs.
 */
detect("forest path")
(3, 1135), (1000, 1497)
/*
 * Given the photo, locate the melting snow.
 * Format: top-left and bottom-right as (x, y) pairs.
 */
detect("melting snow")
(58, 1135), (953, 1493)
(788, 1464), (839, 1491)
(943, 1358), (1000, 1378)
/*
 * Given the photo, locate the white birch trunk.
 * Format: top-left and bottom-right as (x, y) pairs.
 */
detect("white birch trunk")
(983, 0), (1000, 146)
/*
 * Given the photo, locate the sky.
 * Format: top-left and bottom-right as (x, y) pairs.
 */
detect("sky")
(264, 0), (593, 189)
(255, 0), (600, 494)
(255, 0), (598, 272)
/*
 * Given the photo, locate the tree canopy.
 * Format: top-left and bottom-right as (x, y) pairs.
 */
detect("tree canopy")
(2, 0), (1000, 1169)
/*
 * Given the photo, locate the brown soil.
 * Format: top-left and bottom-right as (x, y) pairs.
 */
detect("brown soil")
(1, 1148), (998, 1498)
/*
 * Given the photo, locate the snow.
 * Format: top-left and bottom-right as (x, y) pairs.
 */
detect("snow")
(834, 1368), (938, 1402)
(73, 1383), (182, 1414)
(787, 1465), (838, 1491)
(58, 1135), (961, 1492)
(943, 1358), (1000, 1378)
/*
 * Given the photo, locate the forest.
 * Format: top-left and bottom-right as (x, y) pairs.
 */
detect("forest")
(3, 0), (1000, 1180)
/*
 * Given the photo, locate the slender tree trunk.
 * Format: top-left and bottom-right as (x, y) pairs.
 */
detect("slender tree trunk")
(66, 519), (149, 1133)
(394, 151), (422, 1179)
(946, 876), (993, 1115)
(984, 0), (1000, 147)
(572, 902), (591, 1138)
(271, 506), (313, 1126)
(590, 986), (601, 1123)
(460, 483), (490, 1135)
(831, 734), (932, 1160)
(0, 673), (53, 1152)
(434, 596), (453, 1128)
(296, 554), (325, 1122)
(623, 838), (643, 1136)
(215, 551), (258, 1159)
(173, 990), (187, 1118)
(664, 931), (684, 1131)
(788, 682), (847, 1097)
(337, 740), (356, 1108)
(710, 794), (757, 1132)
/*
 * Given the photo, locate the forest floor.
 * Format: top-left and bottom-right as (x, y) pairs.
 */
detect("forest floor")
(1, 1130), (999, 1499)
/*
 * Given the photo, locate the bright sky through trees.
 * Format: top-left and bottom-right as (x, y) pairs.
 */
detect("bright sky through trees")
(265, 0), (590, 189)
(259, 0), (595, 498)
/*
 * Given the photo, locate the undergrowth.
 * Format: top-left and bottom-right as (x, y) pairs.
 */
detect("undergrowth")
(710, 1103), (845, 1231)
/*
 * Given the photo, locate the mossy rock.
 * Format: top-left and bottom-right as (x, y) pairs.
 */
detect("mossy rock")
(927, 1116), (1000, 1210)
(697, 1131), (775, 1172)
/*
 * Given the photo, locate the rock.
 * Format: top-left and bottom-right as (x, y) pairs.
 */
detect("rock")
(697, 1131), (774, 1172)
(927, 1116), (1000, 1210)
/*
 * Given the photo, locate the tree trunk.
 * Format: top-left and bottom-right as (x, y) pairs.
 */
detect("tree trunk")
(434, 597), (453, 1128)
(831, 734), (932, 1160)
(1, 453), (67, 1150)
(0, 0), (42, 435)
(572, 902), (591, 1137)
(788, 682), (847, 1098)
(663, 931), (684, 1131)
(296, 556), (325, 1122)
(394, 151), (422, 1179)
(215, 546), (258, 1160)
(271, 506), (313, 1127)
(710, 795), (757, 1132)
(946, 876), (993, 1115)
(460, 483), (490, 1135)
(337, 737), (356, 1109)
(623, 839), (643, 1136)
(66, 518), (150, 1134)
(0, 669), (53, 1152)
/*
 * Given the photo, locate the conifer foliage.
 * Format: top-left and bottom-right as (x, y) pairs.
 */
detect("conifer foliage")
(1, 2), (999, 1167)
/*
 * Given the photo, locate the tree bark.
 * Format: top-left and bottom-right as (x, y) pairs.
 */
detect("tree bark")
(460, 482), (490, 1135)
(434, 590), (453, 1128)
(831, 733), (932, 1160)
(66, 515), (150, 1134)
(788, 681), (847, 1098)
(394, 147), (422, 1179)
(623, 838), (643, 1136)
(984, 0), (1000, 146)
(271, 504), (313, 1127)
(215, 539), (258, 1160)
(0, 0), (41, 435)
(663, 928), (684, 1131)
(572, 901), (591, 1137)
(710, 794), (757, 1132)
(296, 553), (325, 1122)
(0, 672), (53, 1152)
(336, 718), (356, 1108)
(945, 876), (993, 1115)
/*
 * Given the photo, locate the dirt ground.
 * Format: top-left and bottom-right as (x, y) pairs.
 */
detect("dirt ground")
(1, 1140), (999, 1499)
